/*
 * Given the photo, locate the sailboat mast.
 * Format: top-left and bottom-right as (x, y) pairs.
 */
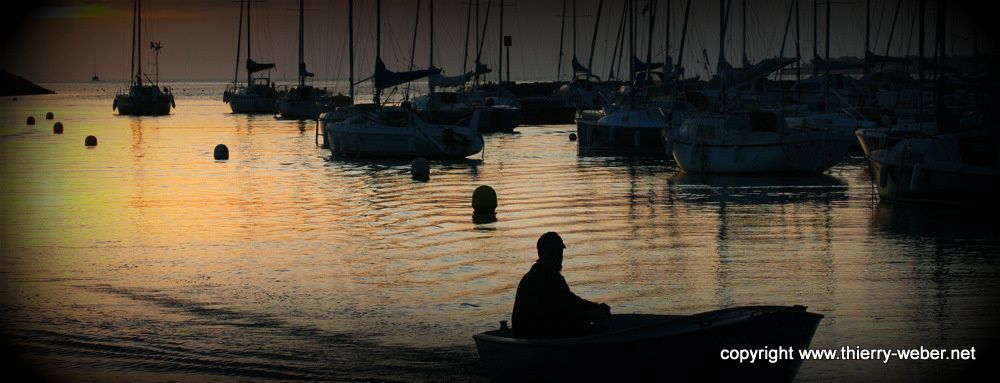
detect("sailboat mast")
(247, 0), (252, 86)
(234, 0), (244, 85)
(677, 0), (691, 76)
(499, 0), (503, 85)
(573, 0), (577, 60)
(376, 0), (381, 104)
(298, 0), (305, 87)
(587, 0), (604, 76)
(918, 0), (924, 113)
(742, 0), (746, 67)
(812, 0), (817, 76)
(463, 0), (471, 76)
(349, 0), (354, 102)
(137, 0), (143, 85)
(719, 0), (727, 112)
(665, 0), (671, 69)
(130, 0), (136, 85)
(557, 0), (566, 81)
(646, 0), (656, 79)
(864, 0), (870, 74)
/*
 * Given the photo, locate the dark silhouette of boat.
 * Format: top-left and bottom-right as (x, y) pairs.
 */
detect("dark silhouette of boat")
(113, 0), (174, 116)
(474, 305), (822, 382)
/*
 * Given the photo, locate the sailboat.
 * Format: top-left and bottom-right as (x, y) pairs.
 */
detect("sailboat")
(413, 0), (520, 133)
(91, 50), (99, 82)
(223, 0), (279, 114)
(277, 0), (329, 119)
(113, 0), (174, 116)
(324, 0), (484, 159)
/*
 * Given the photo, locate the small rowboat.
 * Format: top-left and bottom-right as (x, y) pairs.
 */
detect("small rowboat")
(473, 305), (822, 382)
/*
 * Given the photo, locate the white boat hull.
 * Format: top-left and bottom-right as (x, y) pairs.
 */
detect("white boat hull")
(669, 133), (853, 174)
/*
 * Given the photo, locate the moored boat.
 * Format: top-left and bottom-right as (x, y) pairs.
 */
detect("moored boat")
(474, 305), (823, 382)
(665, 111), (854, 174)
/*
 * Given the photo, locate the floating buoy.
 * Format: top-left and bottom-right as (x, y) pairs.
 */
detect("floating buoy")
(53, 122), (64, 134)
(45, 112), (54, 120)
(214, 144), (229, 160)
(411, 157), (430, 180)
(472, 185), (498, 214)
(569, 133), (577, 141)
(472, 211), (498, 224)
(26, 116), (35, 125)
(85, 135), (97, 147)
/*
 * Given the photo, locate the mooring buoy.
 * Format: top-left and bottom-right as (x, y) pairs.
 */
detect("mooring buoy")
(45, 112), (54, 120)
(53, 122), (64, 134)
(85, 135), (97, 146)
(26, 116), (35, 125)
(214, 144), (229, 160)
(472, 185), (498, 214)
(411, 157), (430, 180)
(569, 133), (577, 141)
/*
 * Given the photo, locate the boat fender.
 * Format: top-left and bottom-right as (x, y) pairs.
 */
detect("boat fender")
(909, 164), (922, 192)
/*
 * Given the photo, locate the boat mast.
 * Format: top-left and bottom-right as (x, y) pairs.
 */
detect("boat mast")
(405, 0), (421, 99)
(233, 0), (244, 86)
(587, 0), (604, 78)
(646, 0), (656, 80)
(573, 0), (577, 62)
(741, 0), (747, 68)
(247, 0), (252, 86)
(375, 0), (381, 104)
(933, 0), (945, 128)
(628, 0), (635, 108)
(864, 0), (870, 74)
(463, 0), (471, 76)
(136, 0), (143, 86)
(676, 0), (691, 82)
(918, 0), (924, 115)
(812, 0), (817, 76)
(609, 1), (627, 80)
(474, 0), (492, 87)
(499, 0), (503, 86)
(557, 0), (566, 82)
(430, 0), (435, 93)
(665, 0), (671, 71)
(298, 0), (306, 88)
(349, 0), (354, 102)
(719, 0), (728, 113)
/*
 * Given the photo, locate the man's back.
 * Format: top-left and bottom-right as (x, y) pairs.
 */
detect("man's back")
(511, 262), (601, 338)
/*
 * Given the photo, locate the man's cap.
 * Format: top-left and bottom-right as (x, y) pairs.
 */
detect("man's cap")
(536, 232), (566, 254)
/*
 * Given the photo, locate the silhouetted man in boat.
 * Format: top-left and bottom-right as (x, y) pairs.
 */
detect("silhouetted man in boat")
(512, 232), (611, 338)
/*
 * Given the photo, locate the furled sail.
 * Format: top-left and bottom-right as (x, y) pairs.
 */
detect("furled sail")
(633, 56), (664, 72)
(247, 59), (276, 74)
(374, 58), (442, 90)
(299, 62), (314, 77)
(572, 56), (590, 74)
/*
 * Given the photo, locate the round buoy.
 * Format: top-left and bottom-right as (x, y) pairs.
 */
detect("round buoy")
(411, 157), (430, 180)
(85, 135), (97, 146)
(53, 122), (64, 134)
(214, 144), (230, 160)
(472, 185), (498, 214)
(26, 116), (35, 125)
(569, 133), (577, 141)
(473, 212), (498, 224)
(45, 112), (54, 120)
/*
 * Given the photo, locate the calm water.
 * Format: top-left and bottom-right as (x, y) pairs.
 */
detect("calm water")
(0, 83), (997, 382)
